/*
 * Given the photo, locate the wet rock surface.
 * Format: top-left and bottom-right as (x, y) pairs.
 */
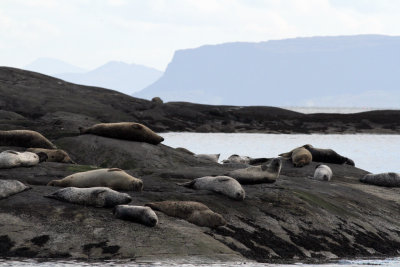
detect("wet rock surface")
(1, 136), (400, 262)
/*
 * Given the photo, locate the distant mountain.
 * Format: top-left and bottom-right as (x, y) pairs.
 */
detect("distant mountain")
(135, 35), (400, 108)
(55, 61), (163, 95)
(24, 58), (87, 76)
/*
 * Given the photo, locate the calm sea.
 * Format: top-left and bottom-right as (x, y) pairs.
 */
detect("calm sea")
(162, 133), (399, 173)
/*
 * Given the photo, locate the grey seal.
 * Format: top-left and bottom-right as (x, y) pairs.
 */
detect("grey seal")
(313, 164), (333, 181)
(222, 154), (270, 165)
(45, 187), (132, 207)
(178, 176), (245, 200)
(113, 205), (158, 227)
(0, 180), (30, 199)
(194, 154), (220, 163)
(360, 173), (400, 187)
(0, 150), (47, 169)
(145, 201), (226, 228)
(227, 158), (282, 184)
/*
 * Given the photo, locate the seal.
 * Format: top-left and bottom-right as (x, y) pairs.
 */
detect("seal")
(227, 158), (282, 184)
(360, 172), (400, 187)
(113, 205), (158, 227)
(47, 168), (143, 191)
(312, 164), (333, 181)
(79, 122), (164, 145)
(0, 180), (30, 199)
(302, 144), (355, 166)
(145, 201), (226, 228)
(27, 148), (75, 164)
(0, 150), (47, 169)
(151, 97), (163, 104)
(222, 154), (251, 164)
(194, 154), (220, 163)
(279, 147), (312, 167)
(45, 187), (132, 207)
(0, 130), (56, 149)
(222, 155), (271, 165)
(178, 176), (245, 200)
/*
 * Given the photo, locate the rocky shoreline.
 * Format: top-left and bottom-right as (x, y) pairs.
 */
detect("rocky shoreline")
(1, 67), (400, 263)
(0, 67), (399, 138)
(1, 135), (400, 262)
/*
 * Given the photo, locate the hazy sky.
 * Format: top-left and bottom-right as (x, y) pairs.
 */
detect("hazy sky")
(1, 0), (400, 71)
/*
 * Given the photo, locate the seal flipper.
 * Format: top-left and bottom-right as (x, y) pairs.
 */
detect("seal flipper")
(44, 191), (61, 200)
(279, 152), (292, 158)
(177, 180), (196, 188)
(217, 177), (231, 182)
(108, 168), (123, 172)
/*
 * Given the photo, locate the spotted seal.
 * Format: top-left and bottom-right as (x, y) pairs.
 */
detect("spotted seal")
(113, 205), (158, 227)
(227, 158), (282, 184)
(145, 201), (226, 228)
(0, 150), (47, 169)
(45, 187), (132, 207)
(178, 176), (245, 200)
(0, 180), (30, 199)
(360, 173), (400, 187)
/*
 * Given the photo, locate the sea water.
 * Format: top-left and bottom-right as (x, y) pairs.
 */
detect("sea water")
(162, 133), (400, 173)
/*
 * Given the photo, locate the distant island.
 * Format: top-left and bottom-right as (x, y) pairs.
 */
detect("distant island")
(135, 34), (400, 108)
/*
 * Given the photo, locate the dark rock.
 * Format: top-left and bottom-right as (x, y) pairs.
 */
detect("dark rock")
(0, 67), (399, 139)
(0, 139), (400, 262)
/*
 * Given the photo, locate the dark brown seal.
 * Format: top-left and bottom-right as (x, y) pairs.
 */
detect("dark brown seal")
(79, 122), (164, 145)
(0, 130), (56, 149)
(302, 144), (355, 166)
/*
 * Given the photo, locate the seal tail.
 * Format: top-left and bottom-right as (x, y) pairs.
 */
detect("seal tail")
(78, 127), (86, 134)
(176, 180), (196, 188)
(44, 192), (58, 199)
(278, 152), (291, 158)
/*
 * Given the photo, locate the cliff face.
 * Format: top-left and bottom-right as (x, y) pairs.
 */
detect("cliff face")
(1, 67), (399, 139)
(1, 136), (400, 262)
(135, 35), (400, 107)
